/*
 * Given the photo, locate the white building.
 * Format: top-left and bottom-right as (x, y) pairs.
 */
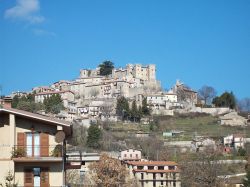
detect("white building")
(146, 93), (181, 116)
(223, 134), (246, 149)
(120, 149), (142, 161)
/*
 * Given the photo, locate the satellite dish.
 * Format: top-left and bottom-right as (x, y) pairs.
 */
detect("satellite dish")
(55, 131), (65, 143)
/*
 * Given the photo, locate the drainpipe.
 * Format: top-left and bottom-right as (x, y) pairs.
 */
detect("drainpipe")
(63, 140), (66, 187)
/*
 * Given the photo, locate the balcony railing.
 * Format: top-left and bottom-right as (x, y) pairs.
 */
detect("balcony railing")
(12, 145), (63, 158)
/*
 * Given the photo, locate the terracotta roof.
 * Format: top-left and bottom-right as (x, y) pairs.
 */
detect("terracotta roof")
(0, 107), (72, 135)
(127, 161), (178, 166)
(123, 158), (141, 161)
(133, 169), (180, 173)
(35, 90), (74, 95)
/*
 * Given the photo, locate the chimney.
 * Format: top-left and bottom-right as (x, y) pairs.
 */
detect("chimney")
(2, 97), (12, 108)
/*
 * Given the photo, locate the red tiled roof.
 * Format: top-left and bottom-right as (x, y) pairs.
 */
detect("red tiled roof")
(133, 169), (180, 173)
(127, 161), (178, 166)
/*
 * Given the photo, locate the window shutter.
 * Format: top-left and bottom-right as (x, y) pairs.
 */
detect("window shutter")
(40, 133), (49, 157)
(17, 132), (26, 147)
(41, 168), (49, 187)
(24, 169), (33, 187)
(17, 132), (26, 155)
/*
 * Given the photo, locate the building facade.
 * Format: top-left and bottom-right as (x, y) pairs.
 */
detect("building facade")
(126, 161), (181, 187)
(0, 103), (72, 187)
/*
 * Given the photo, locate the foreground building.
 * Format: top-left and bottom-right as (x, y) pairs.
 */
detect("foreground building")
(126, 161), (181, 187)
(0, 100), (72, 187)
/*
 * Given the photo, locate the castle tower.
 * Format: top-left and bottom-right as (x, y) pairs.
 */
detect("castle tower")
(134, 64), (142, 79)
(148, 64), (156, 81)
(80, 69), (89, 78)
(126, 64), (133, 75)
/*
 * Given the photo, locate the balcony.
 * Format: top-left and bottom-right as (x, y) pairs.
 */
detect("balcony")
(12, 145), (63, 162)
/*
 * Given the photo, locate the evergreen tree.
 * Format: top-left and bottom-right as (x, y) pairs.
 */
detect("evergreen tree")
(212, 91), (236, 109)
(12, 94), (44, 113)
(98, 61), (114, 76)
(142, 98), (150, 115)
(116, 96), (129, 120)
(11, 95), (19, 108)
(87, 124), (102, 149)
(130, 100), (138, 122)
(44, 94), (64, 114)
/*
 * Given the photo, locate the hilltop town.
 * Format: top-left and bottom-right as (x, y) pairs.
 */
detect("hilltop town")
(0, 61), (250, 187)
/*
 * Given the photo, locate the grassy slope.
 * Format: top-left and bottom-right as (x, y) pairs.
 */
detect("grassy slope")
(109, 115), (249, 141)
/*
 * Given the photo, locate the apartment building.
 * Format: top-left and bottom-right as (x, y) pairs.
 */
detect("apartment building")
(126, 161), (181, 187)
(0, 100), (72, 187)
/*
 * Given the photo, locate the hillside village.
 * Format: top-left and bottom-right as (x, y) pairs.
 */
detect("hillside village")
(8, 62), (248, 125)
(0, 62), (250, 187)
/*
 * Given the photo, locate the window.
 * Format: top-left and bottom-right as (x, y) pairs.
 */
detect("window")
(124, 154), (127, 157)
(153, 173), (156, 179)
(18, 132), (49, 157)
(158, 166), (164, 170)
(136, 154), (138, 158)
(153, 181), (156, 187)
(130, 154), (132, 158)
(169, 166), (175, 170)
(160, 173), (163, 178)
(137, 166), (144, 170)
(161, 181), (164, 185)
(148, 166), (154, 170)
(141, 173), (144, 180)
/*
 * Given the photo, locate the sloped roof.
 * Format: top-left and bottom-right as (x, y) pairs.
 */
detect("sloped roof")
(0, 107), (72, 135)
(127, 161), (178, 166)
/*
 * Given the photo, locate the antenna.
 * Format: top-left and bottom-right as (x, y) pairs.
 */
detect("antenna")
(0, 85), (2, 98)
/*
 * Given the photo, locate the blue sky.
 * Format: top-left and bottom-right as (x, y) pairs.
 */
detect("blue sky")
(1, 0), (250, 99)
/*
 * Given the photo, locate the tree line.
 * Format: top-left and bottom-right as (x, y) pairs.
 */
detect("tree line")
(11, 93), (64, 114)
(116, 96), (150, 122)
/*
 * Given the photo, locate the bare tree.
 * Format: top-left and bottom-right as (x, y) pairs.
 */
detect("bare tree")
(66, 170), (80, 186)
(66, 169), (92, 187)
(180, 150), (223, 187)
(89, 153), (128, 187)
(238, 98), (250, 112)
(198, 85), (216, 105)
(68, 122), (88, 147)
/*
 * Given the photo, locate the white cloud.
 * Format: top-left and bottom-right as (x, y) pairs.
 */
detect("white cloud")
(32, 28), (56, 37)
(4, 0), (44, 23)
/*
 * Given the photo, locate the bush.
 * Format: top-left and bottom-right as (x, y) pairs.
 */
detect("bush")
(0, 171), (18, 187)
(238, 147), (247, 157)
(51, 145), (63, 157)
(11, 147), (26, 158)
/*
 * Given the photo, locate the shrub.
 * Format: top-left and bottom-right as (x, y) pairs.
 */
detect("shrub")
(11, 147), (25, 158)
(51, 145), (63, 157)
